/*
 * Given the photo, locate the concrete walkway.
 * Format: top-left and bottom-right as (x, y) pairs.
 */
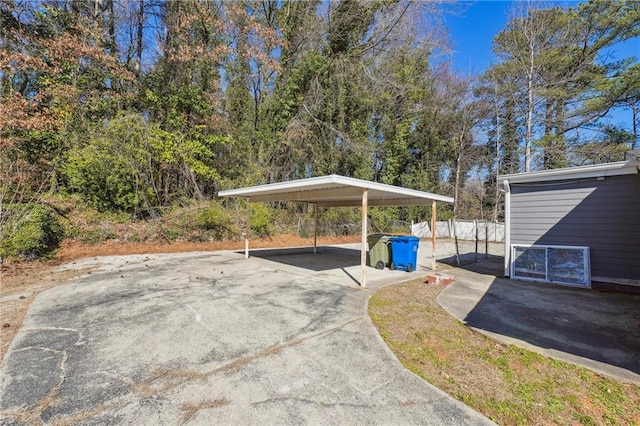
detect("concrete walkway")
(437, 259), (640, 384)
(0, 247), (492, 425)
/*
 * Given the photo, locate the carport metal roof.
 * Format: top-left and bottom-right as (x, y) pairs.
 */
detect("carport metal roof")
(218, 175), (454, 287)
(218, 174), (453, 207)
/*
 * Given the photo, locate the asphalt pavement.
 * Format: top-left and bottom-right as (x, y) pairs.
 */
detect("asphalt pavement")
(0, 247), (493, 425)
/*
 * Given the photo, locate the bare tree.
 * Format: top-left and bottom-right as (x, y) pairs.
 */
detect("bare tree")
(493, 1), (566, 172)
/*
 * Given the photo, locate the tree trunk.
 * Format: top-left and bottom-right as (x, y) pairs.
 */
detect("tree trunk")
(107, 0), (116, 55)
(137, 0), (144, 75)
(453, 129), (466, 217)
(553, 100), (567, 168)
(525, 46), (534, 172)
(492, 127), (501, 222)
(632, 103), (638, 149)
(543, 99), (553, 168)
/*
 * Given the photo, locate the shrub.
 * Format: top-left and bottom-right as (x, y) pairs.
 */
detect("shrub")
(0, 203), (64, 260)
(62, 114), (223, 216)
(63, 115), (154, 214)
(250, 203), (273, 237)
(196, 203), (229, 230)
(195, 202), (232, 239)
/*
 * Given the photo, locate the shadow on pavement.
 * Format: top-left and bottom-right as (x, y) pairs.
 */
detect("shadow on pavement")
(438, 253), (503, 267)
(441, 258), (640, 381)
(236, 246), (362, 272)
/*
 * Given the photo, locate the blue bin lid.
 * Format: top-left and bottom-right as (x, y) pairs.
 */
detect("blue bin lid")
(390, 235), (419, 242)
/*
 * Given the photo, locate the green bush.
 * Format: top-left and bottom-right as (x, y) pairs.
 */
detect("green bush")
(194, 202), (232, 239)
(62, 114), (223, 216)
(196, 203), (229, 230)
(63, 115), (154, 214)
(0, 203), (64, 260)
(250, 203), (273, 237)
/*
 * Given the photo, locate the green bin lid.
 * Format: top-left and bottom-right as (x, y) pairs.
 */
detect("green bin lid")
(367, 234), (391, 241)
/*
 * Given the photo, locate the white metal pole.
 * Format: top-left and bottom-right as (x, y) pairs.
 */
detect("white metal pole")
(245, 198), (250, 259)
(361, 188), (368, 287)
(314, 204), (318, 254)
(431, 200), (437, 270)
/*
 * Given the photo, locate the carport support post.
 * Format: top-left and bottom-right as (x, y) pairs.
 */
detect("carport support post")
(313, 204), (318, 254)
(245, 198), (250, 259)
(431, 200), (437, 270)
(361, 188), (368, 287)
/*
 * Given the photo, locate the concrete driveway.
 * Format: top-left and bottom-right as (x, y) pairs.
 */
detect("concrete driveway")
(437, 259), (640, 384)
(0, 247), (491, 425)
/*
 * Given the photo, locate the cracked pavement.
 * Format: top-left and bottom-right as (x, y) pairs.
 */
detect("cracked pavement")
(1, 247), (492, 425)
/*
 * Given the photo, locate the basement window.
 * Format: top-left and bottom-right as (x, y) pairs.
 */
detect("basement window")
(511, 245), (591, 288)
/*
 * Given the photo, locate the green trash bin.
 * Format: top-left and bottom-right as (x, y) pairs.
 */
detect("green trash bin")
(367, 234), (391, 269)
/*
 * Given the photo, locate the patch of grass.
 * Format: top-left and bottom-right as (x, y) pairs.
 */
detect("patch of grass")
(368, 279), (640, 426)
(574, 412), (597, 425)
(77, 228), (118, 245)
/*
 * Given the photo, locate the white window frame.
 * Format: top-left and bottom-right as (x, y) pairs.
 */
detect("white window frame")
(510, 244), (591, 288)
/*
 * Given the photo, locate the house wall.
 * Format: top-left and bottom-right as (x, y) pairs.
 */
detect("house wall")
(510, 173), (640, 284)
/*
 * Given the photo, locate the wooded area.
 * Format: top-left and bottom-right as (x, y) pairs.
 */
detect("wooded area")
(1, 0), (639, 258)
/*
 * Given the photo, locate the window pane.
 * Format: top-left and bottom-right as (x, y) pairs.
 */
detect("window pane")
(548, 248), (587, 285)
(513, 247), (546, 280)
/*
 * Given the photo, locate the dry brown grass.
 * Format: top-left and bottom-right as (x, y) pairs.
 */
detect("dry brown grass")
(54, 234), (360, 262)
(369, 279), (640, 425)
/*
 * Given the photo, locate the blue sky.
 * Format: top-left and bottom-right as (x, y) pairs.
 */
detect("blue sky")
(443, 1), (640, 130)
(444, 1), (514, 75)
(444, 1), (639, 73)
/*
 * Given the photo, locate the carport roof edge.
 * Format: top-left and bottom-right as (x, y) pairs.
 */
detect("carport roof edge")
(497, 159), (639, 184)
(218, 174), (454, 207)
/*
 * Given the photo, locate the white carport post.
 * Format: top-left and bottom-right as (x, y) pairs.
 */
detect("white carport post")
(361, 188), (368, 287)
(431, 200), (437, 270)
(245, 198), (250, 259)
(313, 204), (318, 254)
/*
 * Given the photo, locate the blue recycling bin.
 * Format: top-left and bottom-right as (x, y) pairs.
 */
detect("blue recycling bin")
(390, 236), (419, 272)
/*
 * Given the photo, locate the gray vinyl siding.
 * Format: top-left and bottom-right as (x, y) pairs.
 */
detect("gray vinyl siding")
(510, 174), (640, 282)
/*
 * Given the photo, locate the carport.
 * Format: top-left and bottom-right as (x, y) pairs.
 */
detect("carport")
(218, 175), (454, 287)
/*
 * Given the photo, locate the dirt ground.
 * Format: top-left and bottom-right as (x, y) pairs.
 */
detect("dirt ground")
(0, 234), (360, 361)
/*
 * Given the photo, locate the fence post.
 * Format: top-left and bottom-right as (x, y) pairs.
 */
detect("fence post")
(485, 225), (489, 258)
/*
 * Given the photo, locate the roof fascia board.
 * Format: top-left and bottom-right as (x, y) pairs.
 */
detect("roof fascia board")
(218, 174), (454, 204)
(497, 160), (639, 184)
(218, 175), (341, 197)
